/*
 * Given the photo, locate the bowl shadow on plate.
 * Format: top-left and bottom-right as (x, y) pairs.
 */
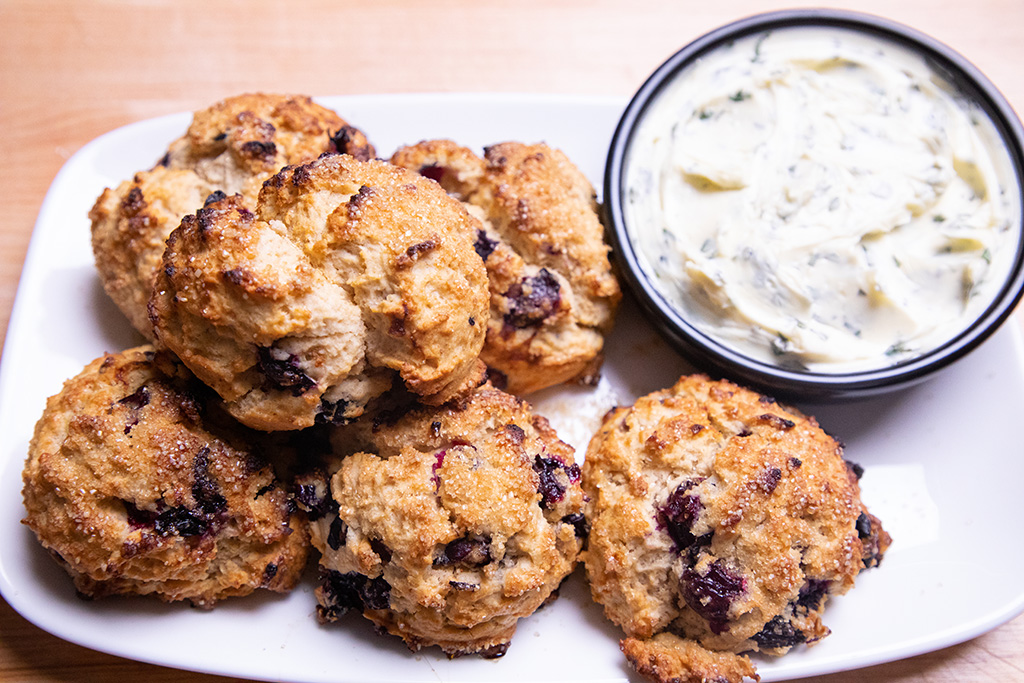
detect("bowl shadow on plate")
(600, 292), (700, 402)
(608, 291), (928, 449)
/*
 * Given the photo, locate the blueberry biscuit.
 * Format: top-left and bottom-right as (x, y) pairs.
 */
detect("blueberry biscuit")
(90, 93), (374, 338)
(149, 153), (490, 431)
(582, 375), (890, 683)
(21, 346), (309, 608)
(390, 140), (621, 395)
(296, 384), (586, 657)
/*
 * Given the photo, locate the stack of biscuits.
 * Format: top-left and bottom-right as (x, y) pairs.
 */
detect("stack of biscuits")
(21, 93), (888, 682)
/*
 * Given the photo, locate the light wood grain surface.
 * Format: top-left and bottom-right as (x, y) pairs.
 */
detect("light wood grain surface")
(1, 1), (1022, 681)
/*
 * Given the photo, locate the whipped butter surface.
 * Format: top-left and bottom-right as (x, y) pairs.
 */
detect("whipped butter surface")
(625, 26), (1021, 373)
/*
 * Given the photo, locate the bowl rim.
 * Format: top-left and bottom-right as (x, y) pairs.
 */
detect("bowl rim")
(604, 8), (1024, 399)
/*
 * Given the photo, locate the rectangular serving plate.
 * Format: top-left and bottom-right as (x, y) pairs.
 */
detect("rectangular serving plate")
(1, 94), (1023, 682)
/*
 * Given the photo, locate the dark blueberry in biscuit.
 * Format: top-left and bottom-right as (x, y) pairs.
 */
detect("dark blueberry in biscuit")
(562, 512), (589, 539)
(204, 190), (228, 206)
(118, 386), (150, 410)
(474, 229), (498, 261)
(846, 460), (864, 479)
(327, 517), (347, 550)
(418, 163), (447, 183)
(681, 560), (746, 634)
(319, 570), (366, 615)
(757, 466), (783, 494)
(191, 447), (227, 515)
(293, 471), (336, 521)
(855, 512), (873, 539)
(658, 480), (704, 551)
(153, 506), (209, 537)
(123, 500), (209, 537)
(434, 535), (491, 568)
(329, 125), (374, 161)
(796, 578), (830, 612)
(319, 569), (392, 616)
(449, 581), (479, 591)
(316, 398), (356, 426)
(533, 455), (580, 509)
(257, 346), (317, 396)
(237, 140), (274, 162)
(479, 643), (510, 659)
(370, 537), (393, 564)
(857, 512), (888, 569)
(118, 385), (150, 434)
(123, 500), (159, 529)
(361, 575), (392, 610)
(752, 615), (806, 649)
(504, 269), (561, 329)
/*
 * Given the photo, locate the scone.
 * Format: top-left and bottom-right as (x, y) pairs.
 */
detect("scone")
(390, 140), (621, 394)
(21, 346), (309, 608)
(149, 153), (490, 431)
(90, 93), (374, 338)
(582, 375), (890, 683)
(160, 92), (375, 196)
(296, 384), (587, 657)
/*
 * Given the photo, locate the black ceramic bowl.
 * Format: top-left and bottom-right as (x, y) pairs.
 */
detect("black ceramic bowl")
(604, 9), (1024, 401)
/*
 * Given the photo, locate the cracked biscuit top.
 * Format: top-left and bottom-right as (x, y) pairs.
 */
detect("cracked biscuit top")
(161, 92), (375, 197)
(90, 93), (374, 339)
(582, 375), (890, 683)
(21, 345), (309, 608)
(390, 140), (621, 395)
(149, 153), (490, 431)
(296, 383), (586, 658)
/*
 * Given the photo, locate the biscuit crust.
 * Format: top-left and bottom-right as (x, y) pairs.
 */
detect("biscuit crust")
(622, 633), (760, 683)
(150, 154), (489, 431)
(299, 384), (586, 657)
(391, 140), (621, 394)
(21, 346), (309, 608)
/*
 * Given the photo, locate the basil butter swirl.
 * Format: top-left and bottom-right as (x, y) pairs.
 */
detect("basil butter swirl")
(625, 27), (1021, 373)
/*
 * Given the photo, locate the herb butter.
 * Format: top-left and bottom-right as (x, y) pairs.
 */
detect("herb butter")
(625, 27), (1021, 372)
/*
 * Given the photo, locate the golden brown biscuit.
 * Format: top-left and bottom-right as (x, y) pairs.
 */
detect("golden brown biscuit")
(150, 154), (490, 431)
(90, 93), (374, 339)
(390, 140), (621, 394)
(90, 167), (218, 336)
(161, 92), (375, 197)
(296, 384), (587, 657)
(582, 375), (890, 682)
(622, 633), (760, 683)
(21, 346), (309, 608)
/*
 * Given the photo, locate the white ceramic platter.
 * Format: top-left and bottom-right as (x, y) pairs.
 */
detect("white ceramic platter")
(2, 94), (1023, 682)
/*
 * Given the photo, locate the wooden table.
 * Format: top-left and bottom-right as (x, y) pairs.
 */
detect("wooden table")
(1, 1), (1022, 681)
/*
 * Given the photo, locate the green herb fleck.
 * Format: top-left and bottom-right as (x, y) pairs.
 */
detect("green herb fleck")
(933, 214), (946, 223)
(729, 90), (750, 102)
(752, 32), (771, 62)
(982, 248), (992, 264)
(770, 333), (793, 357)
(697, 108), (714, 120)
(885, 341), (909, 357)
